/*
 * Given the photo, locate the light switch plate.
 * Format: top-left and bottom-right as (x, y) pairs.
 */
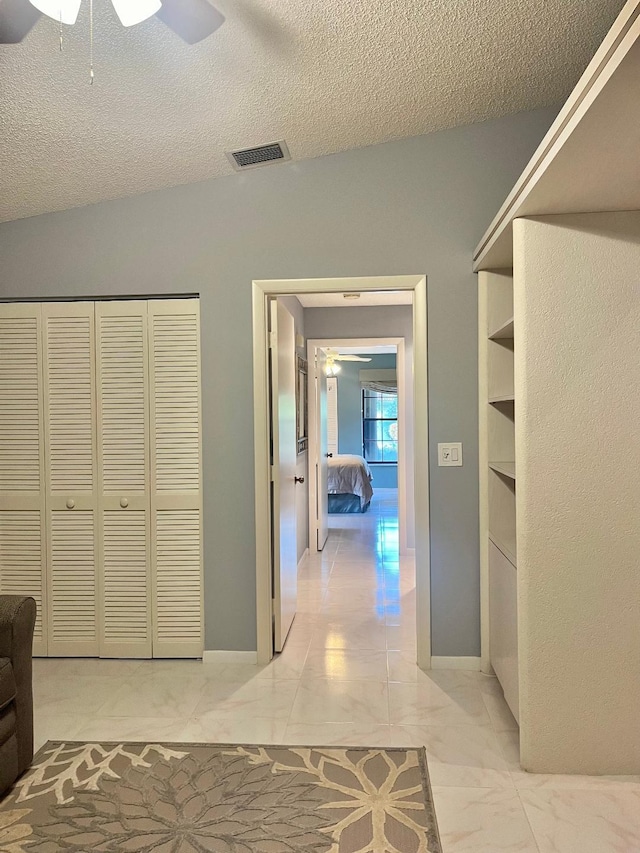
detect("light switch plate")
(438, 442), (463, 467)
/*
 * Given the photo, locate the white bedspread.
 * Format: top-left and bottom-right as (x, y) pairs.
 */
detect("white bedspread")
(327, 454), (374, 507)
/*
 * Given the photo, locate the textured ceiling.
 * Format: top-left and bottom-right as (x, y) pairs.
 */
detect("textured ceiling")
(0, 0), (627, 222)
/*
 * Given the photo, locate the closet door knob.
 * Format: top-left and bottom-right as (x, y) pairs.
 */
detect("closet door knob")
(326, 453), (333, 458)
(120, 497), (129, 508)
(294, 476), (305, 484)
(66, 498), (75, 509)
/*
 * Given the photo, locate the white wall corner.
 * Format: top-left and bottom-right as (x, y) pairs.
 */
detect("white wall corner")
(202, 650), (258, 664)
(430, 656), (481, 671)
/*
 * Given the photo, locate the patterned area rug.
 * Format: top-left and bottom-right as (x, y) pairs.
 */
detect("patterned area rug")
(1, 741), (442, 852)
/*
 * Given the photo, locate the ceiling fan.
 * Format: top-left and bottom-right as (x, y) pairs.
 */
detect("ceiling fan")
(325, 350), (372, 376)
(0, 0), (225, 45)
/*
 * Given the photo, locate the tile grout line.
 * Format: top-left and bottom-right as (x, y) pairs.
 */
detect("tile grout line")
(515, 787), (543, 853)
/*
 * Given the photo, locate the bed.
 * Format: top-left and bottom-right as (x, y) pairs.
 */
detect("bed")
(327, 454), (374, 513)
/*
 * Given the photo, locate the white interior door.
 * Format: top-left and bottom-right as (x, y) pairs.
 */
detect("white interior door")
(96, 301), (152, 659)
(42, 303), (99, 657)
(316, 350), (329, 550)
(0, 304), (48, 656)
(270, 299), (297, 653)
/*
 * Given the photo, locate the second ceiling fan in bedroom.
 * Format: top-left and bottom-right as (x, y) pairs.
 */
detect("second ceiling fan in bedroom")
(0, 0), (225, 45)
(325, 350), (371, 376)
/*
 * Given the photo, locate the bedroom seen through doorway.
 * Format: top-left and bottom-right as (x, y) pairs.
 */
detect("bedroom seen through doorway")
(297, 333), (411, 670)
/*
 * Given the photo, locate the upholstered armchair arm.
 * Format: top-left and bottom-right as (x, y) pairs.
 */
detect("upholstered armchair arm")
(0, 595), (36, 662)
(0, 595), (36, 772)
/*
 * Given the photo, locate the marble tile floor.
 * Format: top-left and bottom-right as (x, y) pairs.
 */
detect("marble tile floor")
(31, 490), (640, 852)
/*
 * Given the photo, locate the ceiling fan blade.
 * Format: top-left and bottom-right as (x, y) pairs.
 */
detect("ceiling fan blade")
(111, 0), (161, 27)
(156, 0), (225, 44)
(0, 0), (41, 44)
(335, 355), (372, 362)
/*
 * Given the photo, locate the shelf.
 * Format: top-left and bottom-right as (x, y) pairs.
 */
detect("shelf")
(473, 3), (640, 271)
(489, 532), (517, 568)
(489, 461), (516, 480)
(488, 394), (515, 404)
(489, 317), (514, 340)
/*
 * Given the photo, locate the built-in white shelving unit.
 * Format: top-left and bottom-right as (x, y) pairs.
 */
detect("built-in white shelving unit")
(488, 461), (515, 480)
(476, 0), (640, 777)
(479, 269), (518, 720)
(488, 318), (514, 340)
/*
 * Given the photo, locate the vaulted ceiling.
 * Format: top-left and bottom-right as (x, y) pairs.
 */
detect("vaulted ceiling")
(0, 0), (626, 222)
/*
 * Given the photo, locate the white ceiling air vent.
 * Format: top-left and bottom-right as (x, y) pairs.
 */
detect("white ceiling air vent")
(226, 141), (291, 171)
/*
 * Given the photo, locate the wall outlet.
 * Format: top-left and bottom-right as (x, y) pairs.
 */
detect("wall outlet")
(438, 442), (463, 467)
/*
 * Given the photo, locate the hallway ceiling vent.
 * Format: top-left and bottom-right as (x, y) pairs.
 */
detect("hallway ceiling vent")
(226, 141), (291, 171)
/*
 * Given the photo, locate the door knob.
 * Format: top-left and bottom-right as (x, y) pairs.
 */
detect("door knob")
(120, 497), (129, 508)
(294, 476), (305, 484)
(326, 453), (333, 458)
(66, 498), (75, 509)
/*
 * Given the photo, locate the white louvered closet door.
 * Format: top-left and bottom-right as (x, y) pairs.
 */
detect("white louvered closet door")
(149, 299), (203, 658)
(96, 302), (151, 658)
(0, 304), (48, 655)
(42, 303), (99, 657)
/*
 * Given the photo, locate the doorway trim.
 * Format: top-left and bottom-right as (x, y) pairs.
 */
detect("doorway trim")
(306, 338), (409, 557)
(252, 275), (429, 667)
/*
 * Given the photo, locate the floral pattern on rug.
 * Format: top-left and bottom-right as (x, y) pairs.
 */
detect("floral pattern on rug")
(0, 808), (33, 853)
(14, 742), (188, 805)
(234, 746), (438, 853)
(1, 742), (442, 853)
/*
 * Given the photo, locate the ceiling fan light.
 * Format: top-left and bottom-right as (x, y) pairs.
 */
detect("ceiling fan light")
(28, 0), (81, 25)
(110, 0), (162, 27)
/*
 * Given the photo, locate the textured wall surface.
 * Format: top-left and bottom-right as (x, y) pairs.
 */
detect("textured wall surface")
(0, 108), (556, 655)
(514, 212), (640, 774)
(0, 0), (625, 221)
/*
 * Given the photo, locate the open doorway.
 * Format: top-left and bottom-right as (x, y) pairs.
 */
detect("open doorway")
(252, 276), (429, 668)
(306, 337), (410, 559)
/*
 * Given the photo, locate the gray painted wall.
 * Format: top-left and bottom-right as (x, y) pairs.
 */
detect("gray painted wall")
(0, 106), (557, 656)
(336, 353), (398, 489)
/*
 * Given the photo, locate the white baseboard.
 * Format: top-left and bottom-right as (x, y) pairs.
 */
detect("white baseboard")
(430, 656), (481, 671)
(202, 650), (258, 664)
(297, 548), (310, 567)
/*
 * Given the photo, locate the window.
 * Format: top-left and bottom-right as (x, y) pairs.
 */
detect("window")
(362, 388), (398, 463)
